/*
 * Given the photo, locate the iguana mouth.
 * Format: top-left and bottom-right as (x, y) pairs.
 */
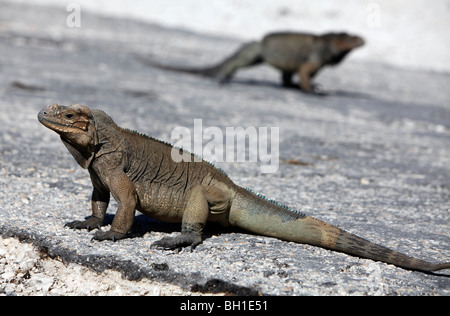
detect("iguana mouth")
(38, 113), (85, 134)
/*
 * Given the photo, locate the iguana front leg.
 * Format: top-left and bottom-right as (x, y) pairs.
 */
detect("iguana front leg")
(152, 185), (231, 251)
(92, 170), (137, 241)
(298, 61), (321, 93)
(65, 184), (110, 231)
(281, 71), (296, 88)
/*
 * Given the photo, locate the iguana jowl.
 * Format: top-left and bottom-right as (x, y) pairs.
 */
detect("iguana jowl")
(38, 104), (450, 272)
(137, 32), (364, 93)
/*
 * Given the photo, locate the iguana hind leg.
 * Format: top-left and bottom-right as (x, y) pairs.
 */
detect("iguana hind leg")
(216, 41), (264, 83)
(151, 185), (231, 250)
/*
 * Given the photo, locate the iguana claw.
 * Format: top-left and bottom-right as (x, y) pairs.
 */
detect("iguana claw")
(65, 216), (102, 231)
(92, 230), (125, 242)
(151, 232), (202, 251)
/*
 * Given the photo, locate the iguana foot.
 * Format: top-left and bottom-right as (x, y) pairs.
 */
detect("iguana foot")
(151, 232), (203, 251)
(217, 75), (231, 85)
(65, 216), (102, 231)
(300, 83), (324, 95)
(92, 230), (126, 242)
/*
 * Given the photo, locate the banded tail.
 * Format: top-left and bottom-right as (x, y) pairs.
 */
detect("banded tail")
(230, 189), (450, 272)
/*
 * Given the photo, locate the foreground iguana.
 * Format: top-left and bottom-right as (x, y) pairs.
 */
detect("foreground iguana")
(136, 32), (364, 93)
(38, 104), (450, 272)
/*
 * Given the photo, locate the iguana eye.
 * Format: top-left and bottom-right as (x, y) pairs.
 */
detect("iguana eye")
(65, 113), (74, 119)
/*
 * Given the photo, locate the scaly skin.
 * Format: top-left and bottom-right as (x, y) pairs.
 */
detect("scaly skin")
(38, 104), (450, 272)
(136, 32), (364, 93)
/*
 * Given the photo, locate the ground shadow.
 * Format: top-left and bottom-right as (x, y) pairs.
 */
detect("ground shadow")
(230, 78), (373, 99)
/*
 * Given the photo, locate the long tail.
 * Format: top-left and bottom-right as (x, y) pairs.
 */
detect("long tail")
(230, 189), (450, 272)
(134, 41), (263, 82)
(134, 54), (221, 77)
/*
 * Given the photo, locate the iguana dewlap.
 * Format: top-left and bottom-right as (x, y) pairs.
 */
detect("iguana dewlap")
(38, 104), (450, 272)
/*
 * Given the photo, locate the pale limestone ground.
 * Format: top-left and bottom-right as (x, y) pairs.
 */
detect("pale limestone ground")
(0, 236), (215, 296)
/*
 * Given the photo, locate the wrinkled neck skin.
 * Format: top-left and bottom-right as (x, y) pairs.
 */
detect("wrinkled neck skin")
(61, 135), (96, 169)
(325, 49), (351, 65)
(90, 111), (124, 160)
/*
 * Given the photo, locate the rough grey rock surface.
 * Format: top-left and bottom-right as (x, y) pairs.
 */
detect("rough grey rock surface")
(0, 2), (449, 295)
(0, 235), (202, 296)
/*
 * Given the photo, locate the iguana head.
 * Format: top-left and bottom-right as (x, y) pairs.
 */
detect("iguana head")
(320, 32), (364, 65)
(38, 103), (98, 168)
(329, 33), (365, 51)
